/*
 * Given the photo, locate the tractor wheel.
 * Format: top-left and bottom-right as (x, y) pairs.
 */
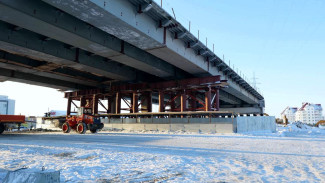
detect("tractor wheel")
(77, 123), (87, 134)
(0, 123), (5, 134)
(90, 129), (98, 133)
(62, 122), (71, 133)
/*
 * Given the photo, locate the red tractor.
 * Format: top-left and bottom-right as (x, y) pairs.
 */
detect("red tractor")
(62, 107), (104, 134)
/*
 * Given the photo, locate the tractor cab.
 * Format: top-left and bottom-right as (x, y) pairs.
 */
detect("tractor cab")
(63, 106), (103, 134)
(78, 107), (92, 116)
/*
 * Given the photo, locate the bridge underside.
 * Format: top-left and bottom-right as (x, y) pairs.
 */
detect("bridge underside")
(0, 0), (264, 114)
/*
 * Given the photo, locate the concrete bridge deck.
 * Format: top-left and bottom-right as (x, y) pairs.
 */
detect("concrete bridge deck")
(0, 0), (264, 114)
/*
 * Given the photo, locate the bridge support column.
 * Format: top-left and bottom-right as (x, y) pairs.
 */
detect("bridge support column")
(92, 94), (98, 115)
(108, 96), (116, 114)
(180, 90), (187, 112)
(158, 91), (165, 112)
(115, 92), (121, 114)
(141, 91), (152, 112)
(67, 97), (72, 116)
(132, 92), (139, 113)
(80, 96), (86, 107)
(205, 87), (211, 111)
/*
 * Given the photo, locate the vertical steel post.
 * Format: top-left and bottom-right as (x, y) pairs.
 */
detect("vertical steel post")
(107, 96), (111, 113)
(115, 92), (121, 114)
(141, 91), (152, 112)
(132, 92), (138, 113)
(67, 97), (72, 116)
(147, 92), (152, 112)
(80, 96), (86, 107)
(180, 90), (187, 112)
(92, 94), (98, 115)
(158, 91), (165, 112)
(130, 93), (134, 113)
(109, 95), (116, 114)
(205, 87), (212, 111)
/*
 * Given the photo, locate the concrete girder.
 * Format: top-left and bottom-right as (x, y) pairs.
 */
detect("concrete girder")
(0, 21), (137, 81)
(0, 0), (187, 78)
(0, 67), (89, 90)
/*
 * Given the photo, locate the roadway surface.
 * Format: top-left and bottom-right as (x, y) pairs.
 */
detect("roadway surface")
(0, 129), (324, 182)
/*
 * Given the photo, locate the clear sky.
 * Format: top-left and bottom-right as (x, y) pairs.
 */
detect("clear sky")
(0, 0), (324, 117)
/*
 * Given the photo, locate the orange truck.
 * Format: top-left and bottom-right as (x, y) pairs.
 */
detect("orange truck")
(0, 115), (25, 134)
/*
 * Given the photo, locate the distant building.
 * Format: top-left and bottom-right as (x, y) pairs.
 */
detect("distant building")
(281, 107), (298, 122)
(295, 103), (323, 125)
(0, 95), (15, 115)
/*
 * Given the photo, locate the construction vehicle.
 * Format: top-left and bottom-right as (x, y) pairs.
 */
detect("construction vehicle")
(0, 115), (25, 134)
(315, 120), (325, 127)
(62, 107), (104, 134)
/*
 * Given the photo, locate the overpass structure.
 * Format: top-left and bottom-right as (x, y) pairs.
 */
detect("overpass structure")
(0, 0), (265, 115)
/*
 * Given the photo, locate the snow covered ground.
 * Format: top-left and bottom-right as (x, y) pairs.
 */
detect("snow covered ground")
(0, 124), (325, 182)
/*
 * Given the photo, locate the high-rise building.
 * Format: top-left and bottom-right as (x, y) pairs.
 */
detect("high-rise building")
(295, 103), (323, 125)
(0, 95), (15, 115)
(281, 107), (298, 122)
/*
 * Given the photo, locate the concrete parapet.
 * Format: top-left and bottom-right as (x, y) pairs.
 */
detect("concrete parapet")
(236, 116), (276, 133)
(103, 116), (276, 133)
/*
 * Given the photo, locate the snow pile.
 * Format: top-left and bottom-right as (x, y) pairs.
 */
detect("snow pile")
(288, 122), (313, 130)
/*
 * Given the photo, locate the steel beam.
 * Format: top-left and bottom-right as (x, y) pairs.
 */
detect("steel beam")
(158, 91), (165, 112)
(67, 97), (72, 116)
(0, 67), (89, 90)
(92, 95), (99, 115)
(115, 92), (121, 114)
(180, 91), (187, 112)
(0, 50), (109, 85)
(0, 0), (189, 79)
(0, 21), (138, 81)
(141, 92), (152, 112)
(132, 93), (139, 113)
(205, 87), (212, 111)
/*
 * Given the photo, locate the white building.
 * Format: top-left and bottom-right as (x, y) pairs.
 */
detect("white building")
(295, 103), (323, 125)
(0, 95), (15, 115)
(281, 107), (298, 122)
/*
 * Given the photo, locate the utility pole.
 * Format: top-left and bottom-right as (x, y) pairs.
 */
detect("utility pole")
(251, 72), (261, 90)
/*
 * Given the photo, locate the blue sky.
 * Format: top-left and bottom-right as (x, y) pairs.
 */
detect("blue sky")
(155, 0), (325, 116)
(1, 0), (324, 117)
